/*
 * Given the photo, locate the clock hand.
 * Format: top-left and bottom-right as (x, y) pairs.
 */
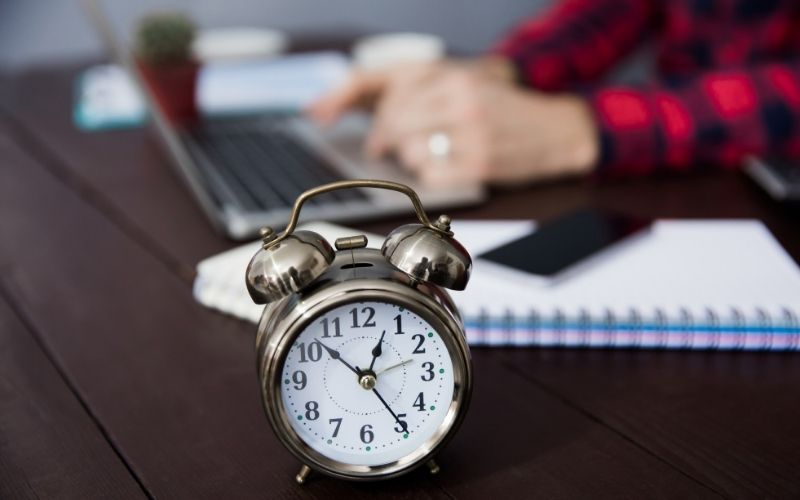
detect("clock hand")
(313, 339), (360, 376)
(367, 330), (386, 372)
(375, 358), (413, 376)
(371, 387), (409, 434)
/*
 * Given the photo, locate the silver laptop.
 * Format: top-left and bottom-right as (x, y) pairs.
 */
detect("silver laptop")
(83, 0), (485, 240)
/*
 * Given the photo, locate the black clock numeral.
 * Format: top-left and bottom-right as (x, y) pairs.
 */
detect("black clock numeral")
(394, 413), (408, 433)
(393, 314), (405, 335)
(292, 370), (307, 390)
(363, 307), (376, 327)
(321, 317), (342, 338)
(413, 392), (426, 412)
(329, 417), (342, 437)
(421, 362), (434, 381)
(349, 307), (377, 328)
(360, 424), (374, 444)
(305, 401), (319, 421)
(412, 334), (426, 354)
(297, 342), (323, 363)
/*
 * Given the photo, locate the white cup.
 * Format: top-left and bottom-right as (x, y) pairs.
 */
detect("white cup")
(192, 28), (288, 62)
(352, 32), (445, 71)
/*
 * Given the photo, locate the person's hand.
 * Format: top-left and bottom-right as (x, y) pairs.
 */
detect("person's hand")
(308, 59), (599, 186)
(308, 58), (514, 125)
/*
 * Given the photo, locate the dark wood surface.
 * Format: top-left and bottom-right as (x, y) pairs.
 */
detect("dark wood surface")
(1, 61), (799, 499)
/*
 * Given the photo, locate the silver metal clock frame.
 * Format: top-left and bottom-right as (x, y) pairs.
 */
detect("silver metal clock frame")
(255, 248), (473, 481)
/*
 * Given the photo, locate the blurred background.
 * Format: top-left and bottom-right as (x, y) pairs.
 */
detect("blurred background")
(0, 0), (552, 71)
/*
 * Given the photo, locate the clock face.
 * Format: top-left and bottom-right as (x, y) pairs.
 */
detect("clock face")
(280, 300), (456, 467)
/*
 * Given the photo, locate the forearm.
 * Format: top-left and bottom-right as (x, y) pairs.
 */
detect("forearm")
(587, 62), (800, 174)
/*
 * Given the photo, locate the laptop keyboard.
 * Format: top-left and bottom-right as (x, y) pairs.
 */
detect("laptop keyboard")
(188, 121), (367, 211)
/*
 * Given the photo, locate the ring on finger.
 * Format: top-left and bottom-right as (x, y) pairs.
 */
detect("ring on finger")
(427, 131), (452, 162)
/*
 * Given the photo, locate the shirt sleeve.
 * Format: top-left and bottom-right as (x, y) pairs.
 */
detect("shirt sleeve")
(589, 62), (800, 174)
(492, 0), (655, 91)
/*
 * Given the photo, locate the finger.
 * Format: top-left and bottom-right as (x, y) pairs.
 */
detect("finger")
(365, 90), (404, 157)
(364, 62), (459, 144)
(413, 128), (489, 187)
(382, 84), (455, 141)
(368, 78), (454, 157)
(395, 134), (432, 172)
(314, 62), (440, 125)
(391, 129), (467, 183)
(371, 66), (488, 156)
(307, 70), (391, 124)
(373, 63), (442, 113)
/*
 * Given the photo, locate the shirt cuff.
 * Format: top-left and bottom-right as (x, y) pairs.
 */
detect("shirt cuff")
(587, 87), (695, 175)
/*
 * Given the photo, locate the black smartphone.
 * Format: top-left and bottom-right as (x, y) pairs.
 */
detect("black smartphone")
(478, 208), (652, 282)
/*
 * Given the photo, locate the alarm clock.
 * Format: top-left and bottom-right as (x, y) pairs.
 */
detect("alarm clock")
(245, 179), (473, 483)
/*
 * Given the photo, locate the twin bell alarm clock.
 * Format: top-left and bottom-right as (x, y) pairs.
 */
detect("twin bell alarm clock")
(245, 180), (473, 483)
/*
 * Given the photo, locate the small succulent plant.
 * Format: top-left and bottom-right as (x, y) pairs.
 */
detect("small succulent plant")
(135, 12), (196, 65)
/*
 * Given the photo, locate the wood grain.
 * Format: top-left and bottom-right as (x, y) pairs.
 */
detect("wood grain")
(0, 291), (144, 500)
(494, 348), (800, 498)
(3, 63), (229, 276)
(431, 352), (715, 499)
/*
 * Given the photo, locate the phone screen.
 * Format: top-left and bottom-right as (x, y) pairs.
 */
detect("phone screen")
(478, 208), (652, 278)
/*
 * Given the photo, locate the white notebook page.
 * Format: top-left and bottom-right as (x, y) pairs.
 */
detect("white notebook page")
(194, 219), (800, 349)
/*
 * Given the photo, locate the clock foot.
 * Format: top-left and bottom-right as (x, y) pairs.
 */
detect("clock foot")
(295, 465), (312, 484)
(426, 459), (440, 475)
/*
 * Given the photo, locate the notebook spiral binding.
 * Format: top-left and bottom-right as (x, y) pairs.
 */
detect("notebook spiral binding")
(465, 306), (800, 351)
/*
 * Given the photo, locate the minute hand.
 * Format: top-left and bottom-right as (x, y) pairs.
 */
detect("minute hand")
(370, 387), (409, 434)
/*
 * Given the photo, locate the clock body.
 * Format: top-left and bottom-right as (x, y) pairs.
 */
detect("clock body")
(256, 247), (472, 481)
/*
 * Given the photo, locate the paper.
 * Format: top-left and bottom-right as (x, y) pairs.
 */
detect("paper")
(193, 219), (800, 350)
(74, 52), (351, 130)
(73, 65), (148, 130)
(457, 220), (800, 319)
(197, 52), (350, 114)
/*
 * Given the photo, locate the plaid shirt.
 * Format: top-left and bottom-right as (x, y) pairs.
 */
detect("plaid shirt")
(494, 0), (800, 174)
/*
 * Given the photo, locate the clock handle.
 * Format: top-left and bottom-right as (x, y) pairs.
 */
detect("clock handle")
(249, 179), (471, 299)
(261, 179), (450, 250)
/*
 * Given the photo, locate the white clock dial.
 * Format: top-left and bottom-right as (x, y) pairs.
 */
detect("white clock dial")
(280, 300), (455, 467)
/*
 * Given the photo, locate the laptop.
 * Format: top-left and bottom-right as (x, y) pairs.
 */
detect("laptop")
(744, 156), (800, 202)
(83, 0), (486, 240)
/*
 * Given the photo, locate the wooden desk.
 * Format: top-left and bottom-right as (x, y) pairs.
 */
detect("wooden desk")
(1, 62), (799, 499)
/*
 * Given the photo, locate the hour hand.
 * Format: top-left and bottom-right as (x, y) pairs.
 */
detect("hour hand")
(368, 330), (386, 372)
(314, 339), (360, 375)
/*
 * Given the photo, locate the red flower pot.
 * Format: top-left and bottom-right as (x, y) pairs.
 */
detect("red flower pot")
(136, 59), (199, 125)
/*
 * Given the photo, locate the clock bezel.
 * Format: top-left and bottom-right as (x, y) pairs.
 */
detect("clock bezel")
(256, 267), (472, 481)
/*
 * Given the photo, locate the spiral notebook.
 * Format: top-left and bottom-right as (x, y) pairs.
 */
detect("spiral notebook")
(193, 220), (800, 351)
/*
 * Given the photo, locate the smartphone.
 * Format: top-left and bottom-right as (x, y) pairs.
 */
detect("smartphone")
(477, 208), (652, 284)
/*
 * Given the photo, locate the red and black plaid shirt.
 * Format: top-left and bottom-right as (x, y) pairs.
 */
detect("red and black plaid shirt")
(494, 0), (800, 174)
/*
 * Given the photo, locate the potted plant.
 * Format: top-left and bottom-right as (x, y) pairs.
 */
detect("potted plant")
(134, 12), (198, 124)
